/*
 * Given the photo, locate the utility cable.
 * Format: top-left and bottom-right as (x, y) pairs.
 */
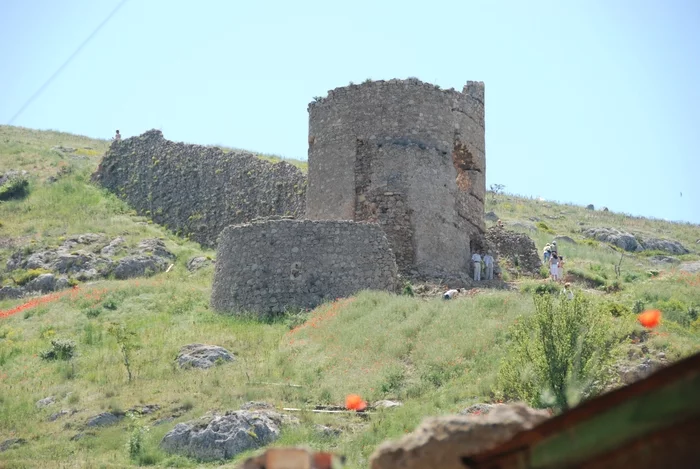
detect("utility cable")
(7, 0), (130, 125)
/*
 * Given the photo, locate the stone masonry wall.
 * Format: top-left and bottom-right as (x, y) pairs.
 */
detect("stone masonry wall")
(210, 219), (398, 314)
(92, 130), (306, 248)
(306, 78), (485, 278)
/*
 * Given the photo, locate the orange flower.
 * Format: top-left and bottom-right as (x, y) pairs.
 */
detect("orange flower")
(638, 309), (661, 328)
(345, 394), (367, 411)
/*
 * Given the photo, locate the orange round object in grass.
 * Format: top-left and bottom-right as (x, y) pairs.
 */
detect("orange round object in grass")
(345, 394), (367, 411)
(638, 309), (661, 329)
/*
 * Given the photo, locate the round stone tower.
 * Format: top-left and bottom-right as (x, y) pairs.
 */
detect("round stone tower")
(306, 78), (485, 278)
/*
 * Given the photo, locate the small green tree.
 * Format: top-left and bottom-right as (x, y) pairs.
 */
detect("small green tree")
(498, 293), (615, 411)
(108, 323), (137, 382)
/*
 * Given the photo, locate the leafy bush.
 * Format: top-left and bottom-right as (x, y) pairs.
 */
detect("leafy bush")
(11, 268), (50, 286)
(498, 293), (615, 411)
(536, 221), (555, 233)
(657, 298), (693, 327)
(0, 176), (29, 201)
(632, 299), (646, 314)
(84, 307), (101, 318)
(402, 281), (414, 297)
(40, 338), (76, 361)
(602, 301), (630, 317)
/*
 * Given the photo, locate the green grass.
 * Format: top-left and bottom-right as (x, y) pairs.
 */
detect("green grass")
(0, 127), (699, 468)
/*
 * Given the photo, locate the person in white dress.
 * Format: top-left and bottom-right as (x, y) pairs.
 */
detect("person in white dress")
(550, 254), (559, 281)
(471, 252), (482, 281)
(483, 252), (494, 280)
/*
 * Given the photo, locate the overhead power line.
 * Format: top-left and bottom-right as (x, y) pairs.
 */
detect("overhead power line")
(7, 0), (129, 125)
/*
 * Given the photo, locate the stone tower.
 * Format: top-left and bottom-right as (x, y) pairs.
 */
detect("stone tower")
(306, 78), (485, 278)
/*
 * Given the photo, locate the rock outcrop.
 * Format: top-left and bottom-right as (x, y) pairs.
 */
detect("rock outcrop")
(583, 227), (689, 254)
(160, 411), (282, 461)
(5, 235), (175, 297)
(176, 344), (235, 369)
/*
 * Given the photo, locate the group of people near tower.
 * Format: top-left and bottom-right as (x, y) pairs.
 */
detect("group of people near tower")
(543, 241), (565, 281)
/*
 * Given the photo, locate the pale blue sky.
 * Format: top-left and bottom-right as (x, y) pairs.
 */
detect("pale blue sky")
(1, 0), (699, 223)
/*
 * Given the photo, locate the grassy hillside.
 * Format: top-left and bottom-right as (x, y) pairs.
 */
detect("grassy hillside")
(1, 126), (699, 468)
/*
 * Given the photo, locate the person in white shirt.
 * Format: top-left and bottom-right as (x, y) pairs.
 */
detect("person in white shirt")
(483, 252), (494, 280)
(443, 288), (461, 300)
(113, 130), (121, 142)
(471, 252), (482, 281)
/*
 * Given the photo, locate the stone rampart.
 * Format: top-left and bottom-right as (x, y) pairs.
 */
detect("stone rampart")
(210, 219), (398, 314)
(92, 130), (306, 247)
(306, 78), (485, 278)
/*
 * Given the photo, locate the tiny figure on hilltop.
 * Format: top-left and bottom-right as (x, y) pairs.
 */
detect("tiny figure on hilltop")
(471, 251), (482, 282)
(113, 130), (121, 142)
(443, 288), (461, 300)
(483, 251), (494, 281)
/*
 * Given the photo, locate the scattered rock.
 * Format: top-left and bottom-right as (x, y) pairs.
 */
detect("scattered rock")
(113, 255), (168, 279)
(129, 404), (160, 415)
(484, 211), (499, 222)
(583, 227), (642, 252)
(25, 273), (56, 293)
(160, 410), (281, 461)
(176, 344), (235, 369)
(48, 409), (75, 421)
(658, 352), (666, 360)
(0, 286), (23, 300)
(374, 400), (403, 409)
(240, 401), (275, 411)
(680, 261), (700, 274)
(138, 238), (175, 260)
(70, 432), (95, 441)
(315, 424), (342, 437)
(459, 403), (496, 415)
(509, 222), (536, 232)
(649, 255), (679, 265)
(553, 235), (576, 244)
(36, 396), (56, 408)
(618, 358), (666, 385)
(640, 238), (689, 255)
(586, 204), (594, 210)
(100, 237), (125, 256)
(186, 256), (212, 272)
(154, 417), (175, 426)
(369, 403), (550, 469)
(0, 438), (27, 452)
(86, 412), (124, 427)
(51, 146), (76, 154)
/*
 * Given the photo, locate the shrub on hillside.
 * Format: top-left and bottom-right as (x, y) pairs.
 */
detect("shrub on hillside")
(0, 175), (29, 201)
(40, 338), (76, 361)
(536, 221), (555, 234)
(11, 268), (51, 286)
(498, 293), (615, 411)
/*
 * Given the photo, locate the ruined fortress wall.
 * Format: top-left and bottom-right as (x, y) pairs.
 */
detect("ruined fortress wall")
(92, 130), (307, 248)
(210, 219), (398, 314)
(306, 79), (485, 277)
